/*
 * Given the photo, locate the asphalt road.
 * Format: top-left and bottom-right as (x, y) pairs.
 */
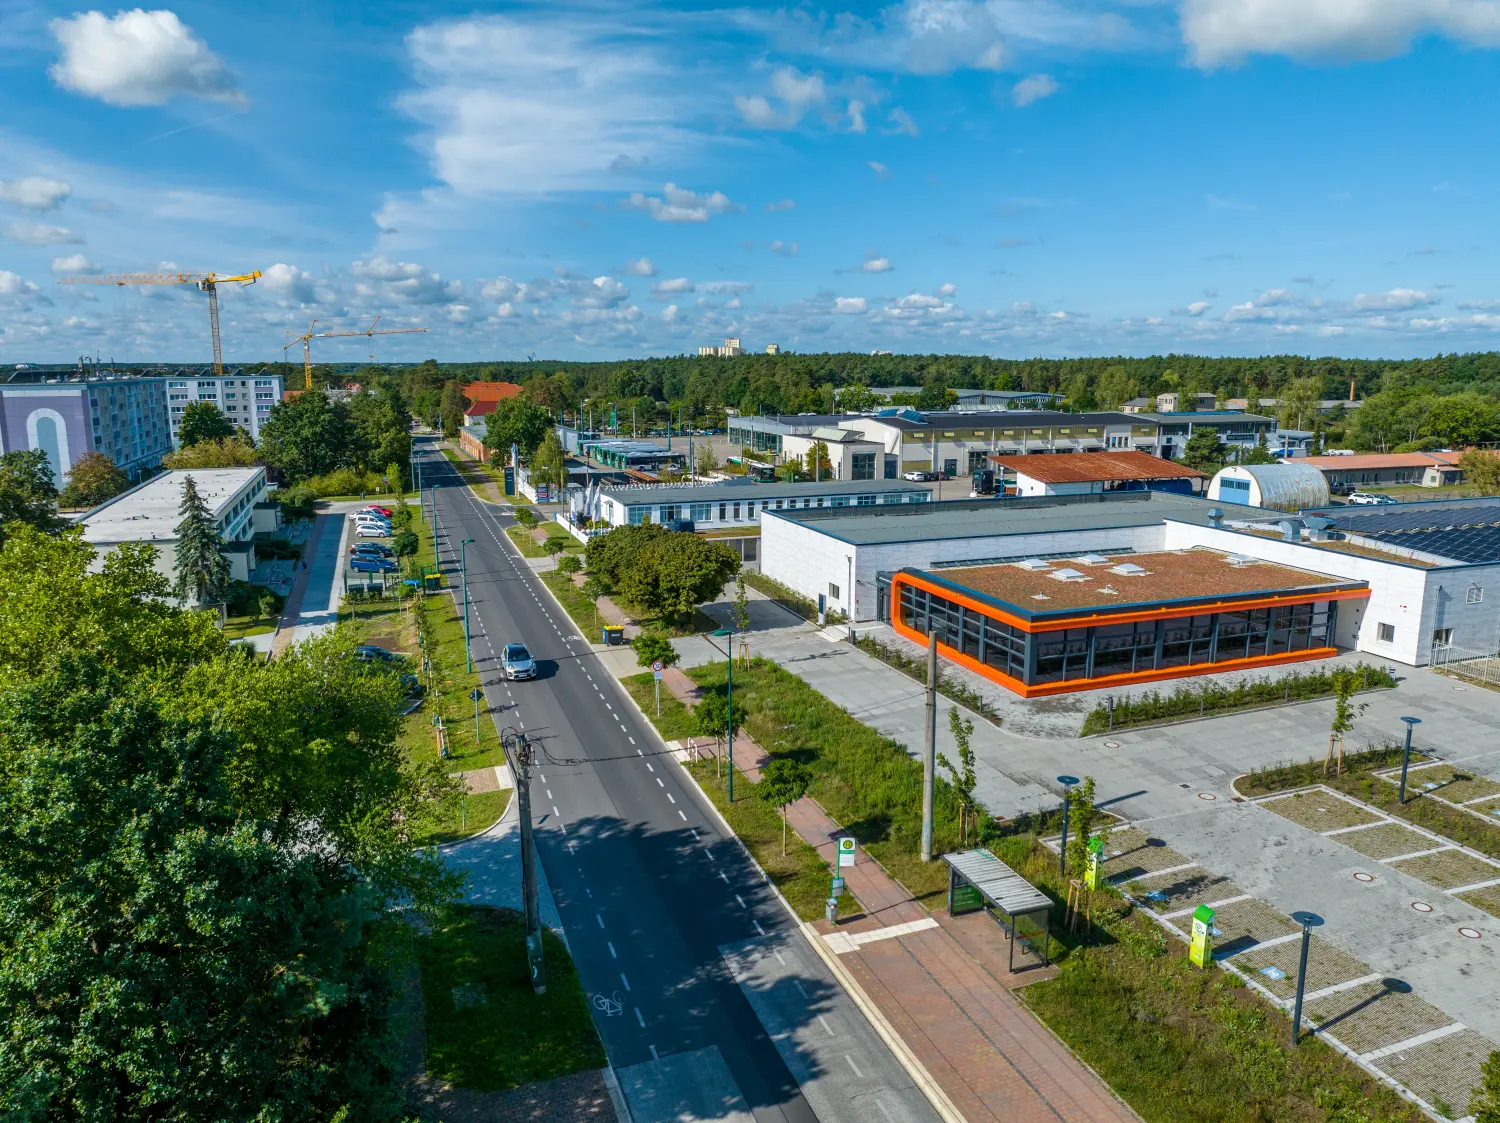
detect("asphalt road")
(412, 439), (936, 1123)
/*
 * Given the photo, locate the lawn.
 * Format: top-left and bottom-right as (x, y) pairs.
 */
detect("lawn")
(505, 522), (581, 559)
(620, 672), (859, 921)
(223, 614), (275, 640)
(418, 904), (604, 1091)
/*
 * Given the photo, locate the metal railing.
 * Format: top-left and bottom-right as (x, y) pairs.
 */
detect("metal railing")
(1431, 641), (1500, 687)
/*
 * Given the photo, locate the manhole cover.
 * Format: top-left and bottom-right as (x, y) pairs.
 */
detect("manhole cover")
(1197, 792), (1218, 801)
(1412, 901), (1434, 913)
(1353, 872), (1376, 883)
(1104, 740), (1120, 749)
(1458, 927), (1482, 939)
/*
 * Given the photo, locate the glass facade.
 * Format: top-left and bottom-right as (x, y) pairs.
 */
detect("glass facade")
(896, 577), (1339, 692)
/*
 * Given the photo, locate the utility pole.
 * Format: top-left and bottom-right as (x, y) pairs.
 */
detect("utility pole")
(921, 629), (937, 861)
(503, 727), (546, 994)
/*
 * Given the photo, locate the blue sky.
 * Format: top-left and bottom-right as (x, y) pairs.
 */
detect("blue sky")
(3, 0), (1500, 363)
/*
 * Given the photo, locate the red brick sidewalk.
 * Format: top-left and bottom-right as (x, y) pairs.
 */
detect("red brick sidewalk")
(270, 511), (331, 659)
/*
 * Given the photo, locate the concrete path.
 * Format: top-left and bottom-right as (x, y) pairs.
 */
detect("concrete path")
(438, 790), (562, 932)
(270, 509), (338, 657)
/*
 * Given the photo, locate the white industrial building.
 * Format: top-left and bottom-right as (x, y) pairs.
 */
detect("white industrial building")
(760, 491), (1500, 675)
(1208, 463), (1329, 512)
(590, 478), (934, 530)
(78, 467), (277, 594)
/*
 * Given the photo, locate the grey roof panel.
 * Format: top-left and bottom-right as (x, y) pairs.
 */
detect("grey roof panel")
(599, 478), (933, 506)
(943, 849), (1053, 916)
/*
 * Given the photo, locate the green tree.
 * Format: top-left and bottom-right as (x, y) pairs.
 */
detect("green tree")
(631, 632), (679, 669)
(758, 757), (813, 855)
(695, 443), (720, 476)
(257, 591), (278, 623)
(1424, 391), (1500, 448)
(391, 529), (419, 564)
(1277, 376), (1322, 431)
(172, 476), (231, 606)
(1460, 450), (1500, 495)
(937, 707), (979, 845)
(804, 440), (832, 480)
(258, 392), (360, 483)
(439, 379), (467, 437)
(837, 384), (880, 412)
(162, 437), (261, 469)
(531, 429), (568, 494)
(177, 400), (236, 447)
(0, 658), (436, 1122)
(1095, 366), (1139, 410)
(0, 449), (64, 546)
(916, 381), (953, 409)
(1240, 430), (1278, 465)
(58, 450), (130, 509)
(483, 396), (551, 462)
(1064, 776), (1111, 875)
(1472, 1050), (1500, 1123)
(1180, 427), (1227, 475)
(555, 553), (582, 576)
(385, 460), (404, 493)
(613, 531), (740, 622)
(542, 535), (566, 556)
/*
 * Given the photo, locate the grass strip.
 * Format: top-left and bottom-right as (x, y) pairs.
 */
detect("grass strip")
(418, 788), (511, 847)
(853, 633), (1002, 724)
(620, 672), (859, 921)
(419, 904), (604, 1091)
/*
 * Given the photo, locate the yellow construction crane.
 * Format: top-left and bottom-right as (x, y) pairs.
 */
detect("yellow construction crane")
(283, 316), (427, 383)
(55, 271), (262, 376)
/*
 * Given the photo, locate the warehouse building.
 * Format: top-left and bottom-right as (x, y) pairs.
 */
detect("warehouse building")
(1297, 452), (1466, 491)
(989, 450), (1204, 497)
(590, 478), (933, 530)
(78, 467), (276, 596)
(760, 491), (1500, 689)
(1208, 463), (1330, 511)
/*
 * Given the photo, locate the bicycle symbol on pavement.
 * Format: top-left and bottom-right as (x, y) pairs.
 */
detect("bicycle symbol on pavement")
(590, 991), (624, 1016)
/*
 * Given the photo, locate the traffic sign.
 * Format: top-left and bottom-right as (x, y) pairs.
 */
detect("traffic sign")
(469, 687), (482, 701)
(831, 876), (846, 895)
(652, 659), (664, 680)
(837, 836), (856, 868)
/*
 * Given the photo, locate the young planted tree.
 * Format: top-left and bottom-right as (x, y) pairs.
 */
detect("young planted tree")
(542, 535), (566, 557)
(694, 689), (731, 778)
(1064, 776), (1111, 877)
(758, 758), (813, 855)
(732, 577), (751, 662)
(258, 591), (278, 623)
(555, 553), (582, 577)
(631, 632), (679, 670)
(172, 476), (231, 607)
(937, 706), (979, 846)
(695, 443), (720, 477)
(1326, 668), (1369, 776)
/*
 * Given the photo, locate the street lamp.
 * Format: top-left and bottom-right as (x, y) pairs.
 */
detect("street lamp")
(1057, 775), (1080, 875)
(1398, 716), (1422, 804)
(1289, 911), (1324, 1045)
(429, 485), (438, 559)
(712, 627), (736, 802)
(460, 537), (475, 673)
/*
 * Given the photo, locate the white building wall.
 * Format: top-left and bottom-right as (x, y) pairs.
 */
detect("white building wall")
(762, 515), (1170, 622)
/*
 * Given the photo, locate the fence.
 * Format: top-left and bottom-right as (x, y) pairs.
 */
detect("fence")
(1431, 641), (1500, 687)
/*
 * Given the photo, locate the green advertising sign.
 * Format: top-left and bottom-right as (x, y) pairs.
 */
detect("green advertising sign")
(951, 882), (983, 915)
(1189, 904), (1215, 968)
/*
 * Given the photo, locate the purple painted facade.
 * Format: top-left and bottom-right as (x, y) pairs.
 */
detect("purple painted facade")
(0, 377), (171, 484)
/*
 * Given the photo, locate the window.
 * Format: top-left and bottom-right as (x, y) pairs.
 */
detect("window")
(1377, 623), (1395, 643)
(1433, 628), (1453, 646)
(775, 499), (784, 509)
(856, 494), (877, 506)
(719, 502), (727, 521)
(829, 583), (841, 601)
(661, 504), (681, 522)
(732, 502), (742, 520)
(628, 506), (649, 525)
(882, 493), (905, 504)
(690, 503), (711, 522)
(908, 492), (928, 503)
(831, 495), (849, 507)
(851, 452), (875, 480)
(1468, 585), (1484, 605)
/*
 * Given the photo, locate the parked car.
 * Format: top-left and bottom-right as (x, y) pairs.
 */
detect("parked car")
(351, 557), (397, 573)
(354, 644), (400, 662)
(361, 505), (393, 517)
(350, 543), (393, 557)
(902, 469), (938, 482)
(354, 518), (392, 532)
(502, 642), (537, 681)
(354, 512), (392, 523)
(354, 524), (390, 538)
(1348, 492), (1399, 505)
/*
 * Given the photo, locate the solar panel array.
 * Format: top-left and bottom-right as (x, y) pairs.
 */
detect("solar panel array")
(1334, 502), (1500, 564)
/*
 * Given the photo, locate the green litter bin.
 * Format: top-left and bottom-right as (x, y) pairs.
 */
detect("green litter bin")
(601, 624), (625, 645)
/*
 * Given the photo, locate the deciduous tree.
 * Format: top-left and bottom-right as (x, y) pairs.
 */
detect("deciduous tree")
(258, 392), (361, 483)
(162, 437), (261, 469)
(631, 633), (679, 670)
(0, 449), (64, 546)
(758, 757), (813, 855)
(938, 707), (978, 845)
(58, 450), (130, 509)
(483, 395), (552, 462)
(177, 400), (236, 447)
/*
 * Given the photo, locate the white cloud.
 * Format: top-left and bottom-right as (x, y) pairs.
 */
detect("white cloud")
(868, 161), (892, 179)
(1256, 288), (1295, 305)
(895, 292), (943, 309)
(0, 271), (39, 298)
(399, 15), (697, 195)
(883, 107), (920, 135)
(770, 240), (799, 256)
(835, 296), (868, 313)
(938, 282), (957, 297)
(1457, 298), (1500, 310)
(49, 9), (244, 107)
(844, 0), (1009, 74)
(662, 304), (681, 322)
(1011, 74), (1059, 107)
(848, 99), (867, 133)
(652, 277), (695, 297)
(0, 177), (72, 211)
(625, 257), (657, 277)
(260, 263), (321, 304)
(4, 221), (82, 245)
(1353, 288), (1436, 311)
(735, 66), (826, 129)
(623, 183), (741, 222)
(1180, 0), (1500, 67)
(352, 256), (462, 305)
(1185, 300), (1210, 316)
(574, 275), (631, 308)
(860, 253), (894, 273)
(765, 198), (796, 212)
(50, 253), (97, 274)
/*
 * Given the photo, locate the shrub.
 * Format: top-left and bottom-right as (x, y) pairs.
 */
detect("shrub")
(631, 633), (679, 670)
(299, 467), (389, 498)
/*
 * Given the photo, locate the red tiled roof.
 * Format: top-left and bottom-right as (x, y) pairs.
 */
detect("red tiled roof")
(462, 381), (524, 404)
(1297, 453), (1455, 470)
(987, 450), (1205, 484)
(464, 399), (499, 418)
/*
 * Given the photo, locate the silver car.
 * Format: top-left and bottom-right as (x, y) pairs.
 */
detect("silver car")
(502, 642), (537, 680)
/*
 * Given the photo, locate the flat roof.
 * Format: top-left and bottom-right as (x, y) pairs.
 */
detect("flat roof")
(730, 413), (848, 432)
(769, 490), (1227, 546)
(600, 478), (932, 505)
(1302, 497), (1500, 565)
(1297, 452), (1460, 470)
(860, 408), (1139, 431)
(1137, 411), (1276, 424)
(989, 451), (1205, 484)
(79, 468), (264, 545)
(926, 548), (1361, 618)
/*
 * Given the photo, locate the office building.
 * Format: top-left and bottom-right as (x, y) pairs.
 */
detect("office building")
(1134, 411), (1276, 460)
(165, 373), (283, 444)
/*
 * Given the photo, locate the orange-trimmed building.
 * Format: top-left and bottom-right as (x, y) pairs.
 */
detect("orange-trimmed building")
(888, 551), (1365, 697)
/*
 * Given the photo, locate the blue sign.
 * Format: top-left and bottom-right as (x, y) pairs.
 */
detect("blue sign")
(503, 466), (515, 495)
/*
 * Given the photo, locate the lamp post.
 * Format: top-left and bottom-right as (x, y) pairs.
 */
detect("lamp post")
(1057, 775), (1080, 875)
(429, 485), (438, 559)
(712, 627), (736, 802)
(1398, 716), (1422, 804)
(460, 537), (475, 673)
(1289, 911), (1324, 1045)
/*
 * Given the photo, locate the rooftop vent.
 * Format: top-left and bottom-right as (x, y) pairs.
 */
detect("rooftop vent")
(1074, 554), (1111, 565)
(1226, 553), (1255, 567)
(1031, 593), (1051, 600)
(1097, 584), (1119, 596)
(1110, 562), (1148, 576)
(1015, 558), (1050, 570)
(1208, 508), (1225, 528)
(1048, 567), (1091, 583)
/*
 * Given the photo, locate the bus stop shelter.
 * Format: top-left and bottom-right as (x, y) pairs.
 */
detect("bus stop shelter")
(944, 848), (1054, 972)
